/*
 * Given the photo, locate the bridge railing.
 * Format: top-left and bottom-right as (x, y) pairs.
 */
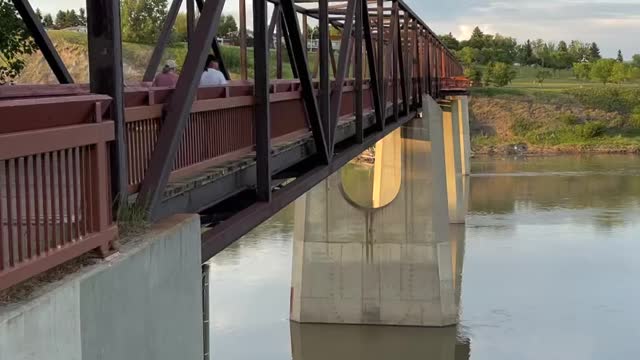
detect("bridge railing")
(441, 77), (471, 91)
(123, 80), (375, 194)
(0, 95), (118, 291)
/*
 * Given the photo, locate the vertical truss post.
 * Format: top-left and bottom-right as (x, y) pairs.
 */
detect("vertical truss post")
(410, 18), (417, 106)
(276, 16), (283, 78)
(416, 26), (423, 107)
(319, 0), (331, 148)
(392, 1), (399, 122)
(187, 0), (195, 46)
(254, 0), (271, 202)
(354, 0), (364, 144)
(280, 0), (330, 163)
(403, 11), (410, 105)
(87, 0), (127, 208)
(13, 0), (73, 84)
(240, 0), (248, 80)
(302, 15), (308, 58)
(377, 0), (384, 119)
(362, 0), (383, 130)
(381, 8), (398, 115)
(396, 11), (408, 114)
(426, 35), (432, 95)
(143, 0), (183, 82)
(328, 0), (356, 152)
(137, 0), (226, 215)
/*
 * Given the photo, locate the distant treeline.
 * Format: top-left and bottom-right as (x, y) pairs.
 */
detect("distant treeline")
(440, 27), (640, 86)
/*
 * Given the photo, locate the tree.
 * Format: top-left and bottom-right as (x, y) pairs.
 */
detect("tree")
(611, 62), (629, 83)
(569, 40), (590, 63)
(0, 0), (38, 84)
(558, 40), (568, 53)
(573, 62), (591, 81)
(218, 15), (237, 37)
(42, 13), (53, 28)
(516, 39), (535, 65)
(484, 62), (517, 87)
(633, 54), (640, 68)
(310, 25), (319, 39)
(590, 59), (616, 84)
(535, 69), (552, 86)
(122, 0), (169, 44)
(464, 66), (483, 86)
(467, 26), (486, 49)
(55, 10), (67, 28)
(79, 8), (86, 26)
(457, 46), (478, 66)
(589, 42), (601, 61)
(439, 33), (460, 51)
(617, 50), (624, 63)
(67, 9), (80, 26)
(35, 7), (42, 20)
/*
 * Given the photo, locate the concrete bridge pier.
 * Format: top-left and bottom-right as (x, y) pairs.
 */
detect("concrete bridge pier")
(290, 96), (458, 327)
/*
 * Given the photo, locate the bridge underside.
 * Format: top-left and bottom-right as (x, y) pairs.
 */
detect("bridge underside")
(0, 0), (466, 291)
(197, 101), (418, 259)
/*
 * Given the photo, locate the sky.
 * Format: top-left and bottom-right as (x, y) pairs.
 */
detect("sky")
(30, 0), (638, 58)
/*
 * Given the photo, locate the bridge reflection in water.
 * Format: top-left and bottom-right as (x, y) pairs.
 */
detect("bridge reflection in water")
(291, 322), (470, 360)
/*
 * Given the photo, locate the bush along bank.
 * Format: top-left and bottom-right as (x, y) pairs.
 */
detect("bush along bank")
(470, 87), (640, 154)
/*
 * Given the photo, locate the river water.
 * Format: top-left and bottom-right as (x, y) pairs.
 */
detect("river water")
(208, 155), (640, 360)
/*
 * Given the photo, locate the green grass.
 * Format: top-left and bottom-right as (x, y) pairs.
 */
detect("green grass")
(473, 65), (640, 96)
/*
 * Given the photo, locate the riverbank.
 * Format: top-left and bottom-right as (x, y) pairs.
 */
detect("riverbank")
(470, 86), (640, 154)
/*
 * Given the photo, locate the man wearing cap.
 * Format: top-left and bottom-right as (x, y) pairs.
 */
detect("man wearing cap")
(152, 59), (179, 87)
(200, 54), (228, 86)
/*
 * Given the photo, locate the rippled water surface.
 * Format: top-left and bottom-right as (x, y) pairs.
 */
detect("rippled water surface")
(209, 155), (640, 359)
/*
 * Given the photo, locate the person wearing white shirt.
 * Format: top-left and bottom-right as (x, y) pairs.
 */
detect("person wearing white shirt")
(200, 54), (228, 86)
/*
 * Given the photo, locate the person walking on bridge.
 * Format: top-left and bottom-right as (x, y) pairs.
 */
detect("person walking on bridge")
(200, 54), (228, 86)
(152, 59), (179, 87)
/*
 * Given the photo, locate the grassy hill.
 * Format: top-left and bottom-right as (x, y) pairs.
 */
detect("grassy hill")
(16, 30), (296, 84)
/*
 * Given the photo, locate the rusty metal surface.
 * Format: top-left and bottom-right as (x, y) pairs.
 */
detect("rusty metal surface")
(0, 100), (116, 290)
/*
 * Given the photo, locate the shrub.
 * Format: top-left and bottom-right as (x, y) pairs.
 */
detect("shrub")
(558, 113), (579, 126)
(630, 106), (640, 128)
(484, 62), (517, 87)
(510, 117), (538, 137)
(576, 121), (606, 139)
(565, 87), (640, 114)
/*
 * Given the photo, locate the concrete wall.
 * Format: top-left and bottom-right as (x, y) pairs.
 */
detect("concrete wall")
(0, 214), (203, 360)
(290, 96), (457, 327)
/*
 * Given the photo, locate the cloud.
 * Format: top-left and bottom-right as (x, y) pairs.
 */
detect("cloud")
(406, 0), (639, 57)
(28, 0), (638, 58)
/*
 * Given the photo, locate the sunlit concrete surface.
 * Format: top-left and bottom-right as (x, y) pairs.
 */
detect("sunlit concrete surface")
(442, 101), (466, 224)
